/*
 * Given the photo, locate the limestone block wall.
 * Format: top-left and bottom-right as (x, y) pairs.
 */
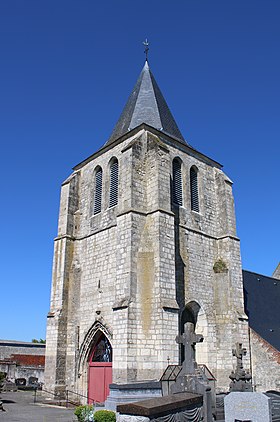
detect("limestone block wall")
(250, 329), (280, 392)
(163, 137), (249, 391)
(45, 126), (250, 397)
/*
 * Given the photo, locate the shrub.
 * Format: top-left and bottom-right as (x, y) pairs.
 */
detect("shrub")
(0, 372), (6, 390)
(94, 410), (116, 422)
(74, 404), (94, 422)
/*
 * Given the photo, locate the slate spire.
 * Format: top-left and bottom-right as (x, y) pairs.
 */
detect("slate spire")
(106, 60), (186, 145)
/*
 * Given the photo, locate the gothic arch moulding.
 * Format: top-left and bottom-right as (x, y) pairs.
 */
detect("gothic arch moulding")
(78, 320), (113, 373)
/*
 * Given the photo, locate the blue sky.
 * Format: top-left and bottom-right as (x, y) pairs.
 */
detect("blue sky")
(0, 0), (279, 341)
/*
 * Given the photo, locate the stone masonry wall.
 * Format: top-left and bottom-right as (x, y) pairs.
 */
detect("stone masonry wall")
(45, 127), (250, 397)
(250, 329), (280, 392)
(162, 135), (249, 391)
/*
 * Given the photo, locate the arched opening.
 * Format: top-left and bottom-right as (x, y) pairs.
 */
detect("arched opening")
(181, 301), (200, 333)
(190, 166), (199, 212)
(180, 301), (208, 367)
(109, 158), (119, 208)
(172, 158), (183, 206)
(88, 331), (112, 404)
(180, 301), (200, 363)
(195, 308), (209, 366)
(93, 166), (103, 215)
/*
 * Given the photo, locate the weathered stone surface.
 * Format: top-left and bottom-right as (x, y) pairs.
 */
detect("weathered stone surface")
(118, 416), (149, 422)
(265, 391), (280, 421)
(105, 382), (162, 411)
(229, 342), (252, 392)
(272, 262), (280, 280)
(44, 125), (251, 400)
(176, 322), (203, 375)
(117, 392), (203, 417)
(250, 329), (280, 392)
(225, 392), (272, 422)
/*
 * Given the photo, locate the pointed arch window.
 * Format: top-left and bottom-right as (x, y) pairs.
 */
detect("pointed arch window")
(172, 158), (183, 206)
(109, 158), (119, 208)
(93, 166), (102, 215)
(91, 333), (112, 363)
(190, 166), (199, 212)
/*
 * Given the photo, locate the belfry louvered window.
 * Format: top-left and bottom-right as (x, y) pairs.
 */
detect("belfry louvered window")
(93, 167), (102, 215)
(190, 166), (199, 212)
(109, 158), (119, 208)
(172, 158), (183, 206)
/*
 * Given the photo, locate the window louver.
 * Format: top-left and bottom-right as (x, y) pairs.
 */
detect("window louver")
(173, 159), (183, 206)
(190, 167), (199, 212)
(109, 160), (118, 208)
(93, 168), (102, 215)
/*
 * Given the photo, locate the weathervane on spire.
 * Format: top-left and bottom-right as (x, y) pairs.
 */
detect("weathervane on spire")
(143, 38), (149, 61)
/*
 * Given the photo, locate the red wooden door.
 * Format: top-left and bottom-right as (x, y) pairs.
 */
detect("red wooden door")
(88, 362), (112, 404)
(88, 333), (112, 404)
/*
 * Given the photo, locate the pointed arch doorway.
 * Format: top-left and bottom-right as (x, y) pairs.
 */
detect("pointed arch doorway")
(88, 332), (112, 404)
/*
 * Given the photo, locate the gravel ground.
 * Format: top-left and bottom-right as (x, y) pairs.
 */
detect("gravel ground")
(0, 390), (76, 422)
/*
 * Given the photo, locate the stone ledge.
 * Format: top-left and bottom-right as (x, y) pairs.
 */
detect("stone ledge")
(110, 381), (161, 391)
(117, 392), (203, 416)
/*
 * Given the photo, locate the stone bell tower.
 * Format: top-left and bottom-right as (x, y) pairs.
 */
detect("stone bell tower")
(44, 59), (249, 402)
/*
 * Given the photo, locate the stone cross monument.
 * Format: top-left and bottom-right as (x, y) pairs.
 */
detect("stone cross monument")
(176, 322), (204, 375)
(229, 342), (252, 392)
(233, 343), (247, 377)
(171, 322), (213, 421)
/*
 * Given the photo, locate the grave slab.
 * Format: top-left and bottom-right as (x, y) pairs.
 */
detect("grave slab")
(117, 392), (203, 419)
(224, 392), (272, 422)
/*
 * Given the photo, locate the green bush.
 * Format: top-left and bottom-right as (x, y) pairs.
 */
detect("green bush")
(74, 404), (94, 422)
(94, 410), (116, 422)
(0, 372), (6, 390)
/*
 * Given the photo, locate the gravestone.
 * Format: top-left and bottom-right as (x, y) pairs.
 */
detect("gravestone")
(28, 376), (38, 386)
(106, 381), (162, 410)
(225, 392), (272, 422)
(176, 323), (203, 375)
(15, 378), (26, 386)
(229, 343), (252, 392)
(265, 391), (280, 422)
(117, 391), (203, 422)
(170, 322), (213, 422)
(117, 323), (211, 422)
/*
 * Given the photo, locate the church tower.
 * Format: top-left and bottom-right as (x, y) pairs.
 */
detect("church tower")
(44, 60), (249, 402)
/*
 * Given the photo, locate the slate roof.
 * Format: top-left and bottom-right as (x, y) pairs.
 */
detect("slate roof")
(105, 60), (186, 146)
(0, 340), (45, 349)
(243, 270), (280, 351)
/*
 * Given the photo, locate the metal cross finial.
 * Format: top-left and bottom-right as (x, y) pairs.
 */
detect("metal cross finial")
(143, 38), (149, 61)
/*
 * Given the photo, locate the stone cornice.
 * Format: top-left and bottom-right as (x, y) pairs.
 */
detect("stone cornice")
(54, 212), (240, 243)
